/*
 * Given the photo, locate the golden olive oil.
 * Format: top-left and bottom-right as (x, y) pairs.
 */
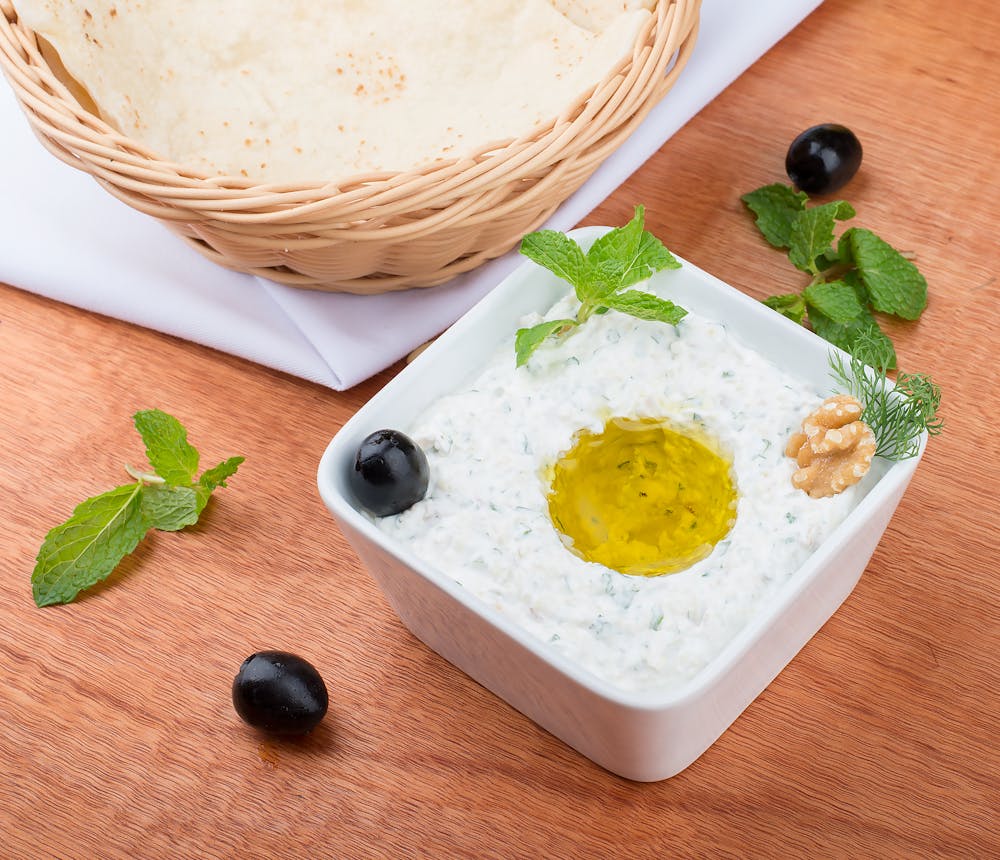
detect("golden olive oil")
(546, 417), (737, 576)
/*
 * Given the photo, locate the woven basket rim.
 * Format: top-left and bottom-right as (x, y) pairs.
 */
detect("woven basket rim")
(0, 0), (700, 207)
(0, 0), (701, 293)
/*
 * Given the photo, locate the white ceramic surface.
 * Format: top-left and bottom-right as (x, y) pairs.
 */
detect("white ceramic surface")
(316, 227), (925, 781)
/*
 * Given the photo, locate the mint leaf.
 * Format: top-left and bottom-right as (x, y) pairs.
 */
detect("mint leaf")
(788, 200), (856, 274)
(808, 306), (860, 352)
(841, 268), (869, 306)
(200, 457), (244, 491)
(586, 205), (645, 266)
(141, 484), (199, 532)
(741, 184), (809, 248)
(804, 280), (867, 324)
(602, 290), (687, 325)
(586, 206), (679, 294)
(810, 309), (897, 370)
(32, 483), (147, 607)
(515, 318), (577, 367)
(585, 258), (628, 300)
(195, 456), (245, 513)
(846, 227), (927, 319)
(836, 229), (855, 266)
(133, 409), (199, 486)
(763, 293), (807, 325)
(814, 248), (843, 271)
(519, 230), (588, 295)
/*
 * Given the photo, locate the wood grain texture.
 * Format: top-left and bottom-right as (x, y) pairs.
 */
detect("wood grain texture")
(1, 1), (996, 857)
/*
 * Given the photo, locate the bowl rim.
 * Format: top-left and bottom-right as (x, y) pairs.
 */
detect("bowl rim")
(317, 225), (926, 710)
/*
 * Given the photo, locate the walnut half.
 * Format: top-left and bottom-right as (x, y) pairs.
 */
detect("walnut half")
(785, 395), (876, 498)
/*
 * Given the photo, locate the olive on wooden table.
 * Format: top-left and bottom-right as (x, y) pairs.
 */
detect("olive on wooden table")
(785, 123), (863, 195)
(232, 651), (328, 735)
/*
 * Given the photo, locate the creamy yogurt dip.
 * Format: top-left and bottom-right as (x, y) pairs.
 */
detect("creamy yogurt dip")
(375, 282), (865, 693)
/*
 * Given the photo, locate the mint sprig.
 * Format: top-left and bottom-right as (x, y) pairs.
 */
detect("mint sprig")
(31, 409), (243, 607)
(742, 182), (928, 366)
(515, 206), (685, 366)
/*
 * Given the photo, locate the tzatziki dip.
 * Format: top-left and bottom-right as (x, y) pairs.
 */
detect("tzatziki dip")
(374, 281), (865, 693)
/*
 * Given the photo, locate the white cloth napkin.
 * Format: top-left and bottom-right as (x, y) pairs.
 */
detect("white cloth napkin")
(0, 0), (822, 390)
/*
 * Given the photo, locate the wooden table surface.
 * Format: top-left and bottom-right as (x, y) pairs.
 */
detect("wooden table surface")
(2, 1), (996, 857)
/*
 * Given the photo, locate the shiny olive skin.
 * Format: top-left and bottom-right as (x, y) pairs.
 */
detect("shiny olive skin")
(232, 651), (328, 735)
(785, 124), (863, 195)
(349, 429), (429, 517)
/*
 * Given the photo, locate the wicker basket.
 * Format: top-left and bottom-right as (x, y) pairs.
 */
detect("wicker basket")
(0, 1), (700, 293)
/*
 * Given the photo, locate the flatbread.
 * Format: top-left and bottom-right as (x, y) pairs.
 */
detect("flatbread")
(13, 0), (654, 184)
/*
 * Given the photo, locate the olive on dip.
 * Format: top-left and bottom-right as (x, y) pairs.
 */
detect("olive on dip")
(349, 429), (430, 517)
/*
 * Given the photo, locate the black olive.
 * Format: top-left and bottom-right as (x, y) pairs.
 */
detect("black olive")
(232, 651), (328, 735)
(785, 123), (863, 195)
(349, 428), (429, 517)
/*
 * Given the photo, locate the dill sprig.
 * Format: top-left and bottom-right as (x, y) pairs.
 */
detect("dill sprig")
(828, 329), (943, 460)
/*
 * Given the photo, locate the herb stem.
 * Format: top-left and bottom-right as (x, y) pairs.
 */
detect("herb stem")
(818, 261), (852, 282)
(124, 463), (166, 484)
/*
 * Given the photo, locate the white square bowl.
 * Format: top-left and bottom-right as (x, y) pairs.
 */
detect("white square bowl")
(316, 227), (925, 782)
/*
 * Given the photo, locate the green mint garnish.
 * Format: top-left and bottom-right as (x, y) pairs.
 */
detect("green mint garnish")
(762, 293), (808, 325)
(741, 183), (808, 248)
(515, 206), (684, 366)
(742, 182), (929, 365)
(31, 409), (244, 607)
(196, 456), (244, 513)
(601, 289), (687, 324)
(133, 407), (201, 485)
(802, 280), (868, 324)
(787, 200), (856, 274)
(140, 484), (201, 532)
(809, 307), (898, 371)
(32, 484), (148, 608)
(829, 330), (943, 461)
(514, 319), (579, 367)
(842, 227), (928, 319)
